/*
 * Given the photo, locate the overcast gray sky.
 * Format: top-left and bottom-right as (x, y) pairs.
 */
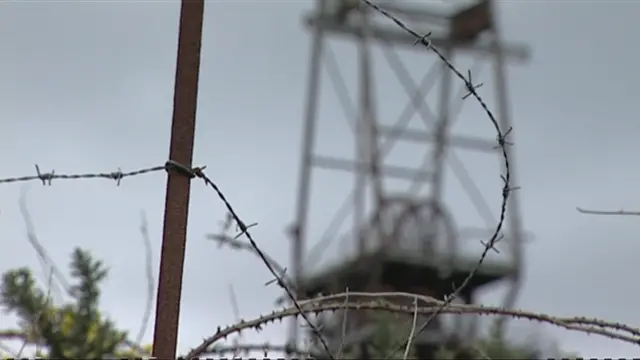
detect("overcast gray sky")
(1, 0), (640, 358)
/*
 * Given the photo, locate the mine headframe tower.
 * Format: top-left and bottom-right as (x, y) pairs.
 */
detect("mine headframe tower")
(286, 0), (531, 358)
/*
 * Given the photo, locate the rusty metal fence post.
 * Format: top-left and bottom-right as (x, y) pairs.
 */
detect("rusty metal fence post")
(151, 0), (205, 358)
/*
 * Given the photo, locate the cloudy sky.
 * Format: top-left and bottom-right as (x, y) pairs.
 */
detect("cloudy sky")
(1, 0), (640, 358)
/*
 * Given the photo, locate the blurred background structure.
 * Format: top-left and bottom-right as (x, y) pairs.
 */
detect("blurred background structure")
(287, 0), (532, 358)
(3, 0), (640, 358)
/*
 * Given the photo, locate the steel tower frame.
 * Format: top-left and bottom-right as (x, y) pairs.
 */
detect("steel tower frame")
(287, 0), (531, 353)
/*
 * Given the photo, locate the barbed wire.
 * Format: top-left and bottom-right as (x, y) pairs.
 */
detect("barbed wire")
(357, 1), (518, 356)
(0, 164), (166, 186)
(190, 165), (334, 357)
(0, 1), (515, 357)
(185, 291), (640, 358)
(0, 158), (333, 358)
(1, 2), (636, 358)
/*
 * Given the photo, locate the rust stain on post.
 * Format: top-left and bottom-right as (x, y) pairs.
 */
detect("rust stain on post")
(152, 0), (205, 358)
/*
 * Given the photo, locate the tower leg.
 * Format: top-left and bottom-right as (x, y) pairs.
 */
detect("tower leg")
(488, 0), (525, 335)
(289, 1), (326, 355)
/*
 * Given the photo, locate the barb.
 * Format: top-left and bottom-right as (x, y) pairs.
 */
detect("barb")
(412, 31), (432, 47)
(462, 69), (484, 100)
(187, 291), (640, 357)
(359, 0), (517, 355)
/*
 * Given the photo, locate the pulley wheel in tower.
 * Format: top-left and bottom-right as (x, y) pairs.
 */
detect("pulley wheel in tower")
(373, 196), (459, 278)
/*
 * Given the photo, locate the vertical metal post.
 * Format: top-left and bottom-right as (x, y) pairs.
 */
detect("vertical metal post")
(430, 48), (453, 216)
(358, 7), (384, 251)
(488, 0), (524, 334)
(353, 13), (367, 254)
(428, 47), (454, 334)
(152, 1), (204, 358)
(290, 0), (326, 353)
